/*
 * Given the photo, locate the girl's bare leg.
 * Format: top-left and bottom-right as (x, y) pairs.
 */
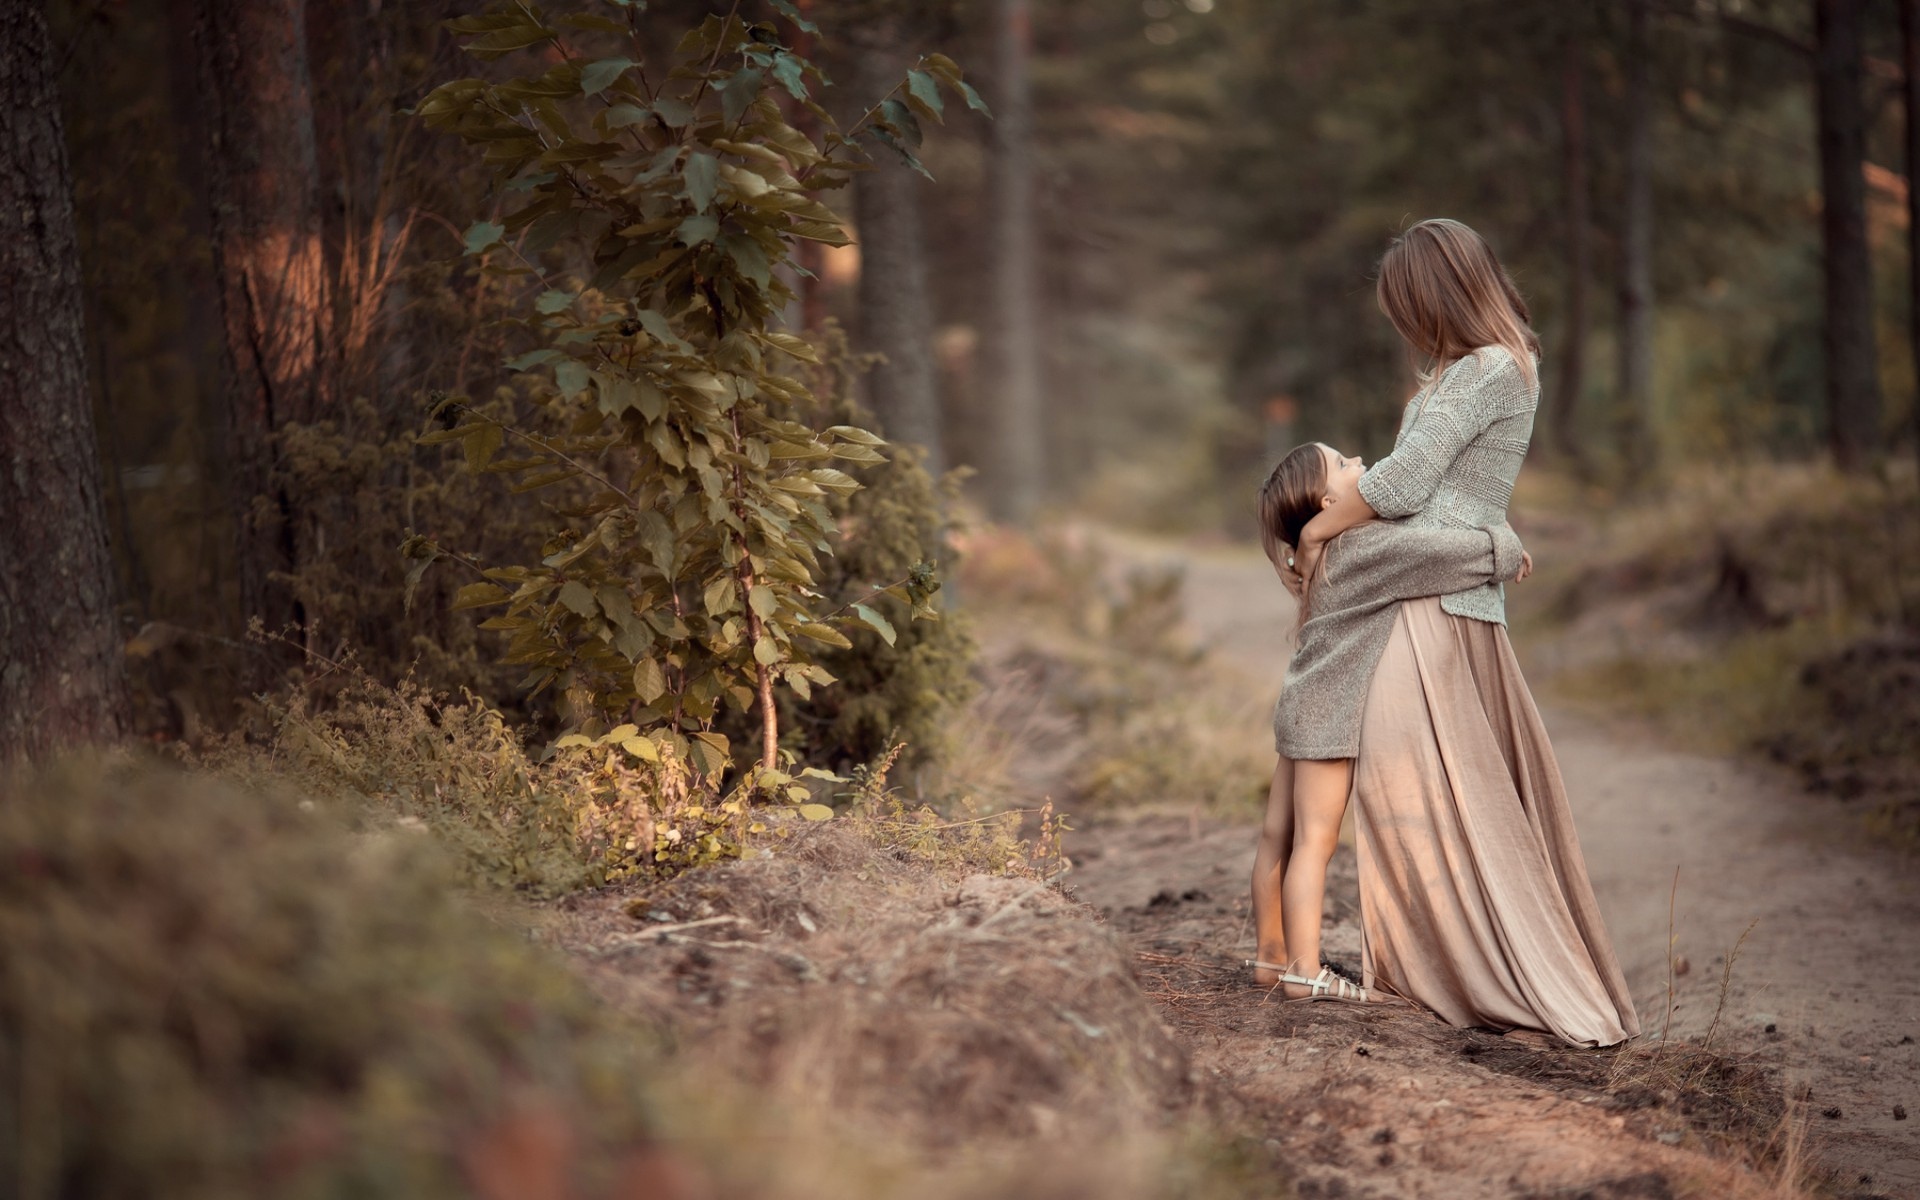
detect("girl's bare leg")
(1279, 757), (1356, 998)
(1249, 755), (1295, 986)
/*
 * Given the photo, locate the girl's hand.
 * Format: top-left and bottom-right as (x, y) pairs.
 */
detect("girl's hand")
(1293, 537), (1326, 588)
(1515, 551), (1534, 583)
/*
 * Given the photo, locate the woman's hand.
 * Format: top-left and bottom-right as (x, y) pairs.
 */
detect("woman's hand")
(1515, 551), (1534, 583)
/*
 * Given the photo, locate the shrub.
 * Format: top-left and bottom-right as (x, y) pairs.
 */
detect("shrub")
(0, 757), (662, 1199)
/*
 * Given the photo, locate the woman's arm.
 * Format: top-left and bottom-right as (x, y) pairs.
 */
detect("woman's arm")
(1323, 521), (1526, 606)
(1293, 349), (1526, 583)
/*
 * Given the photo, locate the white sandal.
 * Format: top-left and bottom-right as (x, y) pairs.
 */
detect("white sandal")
(1243, 960), (1370, 1002)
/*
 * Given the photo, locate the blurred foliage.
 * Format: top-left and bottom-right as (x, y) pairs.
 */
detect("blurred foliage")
(0, 757), (661, 1199)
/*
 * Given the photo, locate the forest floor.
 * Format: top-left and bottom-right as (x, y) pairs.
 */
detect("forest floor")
(1059, 526), (1920, 1199)
(526, 519), (1918, 1198)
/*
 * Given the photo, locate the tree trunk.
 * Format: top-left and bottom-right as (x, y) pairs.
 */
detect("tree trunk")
(1902, 0), (1920, 473)
(193, 0), (333, 639)
(1554, 26), (1591, 465)
(0, 5), (132, 759)
(1617, 0), (1656, 476)
(1815, 0), (1883, 466)
(983, 0), (1044, 524)
(852, 18), (945, 477)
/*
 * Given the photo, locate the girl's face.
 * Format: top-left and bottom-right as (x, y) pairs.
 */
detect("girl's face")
(1317, 444), (1366, 511)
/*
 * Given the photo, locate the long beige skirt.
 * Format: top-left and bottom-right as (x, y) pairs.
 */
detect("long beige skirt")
(1352, 597), (1641, 1048)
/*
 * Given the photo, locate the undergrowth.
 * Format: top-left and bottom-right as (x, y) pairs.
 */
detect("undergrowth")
(1523, 461), (1920, 848)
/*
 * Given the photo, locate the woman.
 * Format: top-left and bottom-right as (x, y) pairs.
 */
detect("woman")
(1249, 219), (1638, 1048)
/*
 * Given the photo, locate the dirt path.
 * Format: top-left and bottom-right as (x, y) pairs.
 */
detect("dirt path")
(1064, 534), (1920, 1198)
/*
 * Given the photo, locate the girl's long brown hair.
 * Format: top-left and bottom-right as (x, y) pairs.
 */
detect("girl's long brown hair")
(1376, 218), (1540, 389)
(1257, 444), (1332, 631)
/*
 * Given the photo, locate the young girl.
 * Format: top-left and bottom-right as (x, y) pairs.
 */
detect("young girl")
(1247, 441), (1531, 1003)
(1250, 219), (1637, 1047)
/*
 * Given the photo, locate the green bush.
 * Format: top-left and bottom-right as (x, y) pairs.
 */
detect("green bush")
(0, 757), (659, 1199)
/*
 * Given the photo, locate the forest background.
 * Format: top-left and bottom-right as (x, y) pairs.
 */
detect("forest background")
(14, 0), (1920, 752)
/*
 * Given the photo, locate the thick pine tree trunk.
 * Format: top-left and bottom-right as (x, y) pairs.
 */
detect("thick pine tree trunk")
(1617, 0), (1656, 475)
(1815, 0), (1883, 466)
(853, 17), (945, 477)
(194, 0), (333, 639)
(1554, 27), (1591, 465)
(0, 5), (132, 759)
(983, 0), (1044, 524)
(1902, 0), (1920, 472)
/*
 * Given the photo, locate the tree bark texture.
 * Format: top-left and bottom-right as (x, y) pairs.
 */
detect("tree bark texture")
(1617, 0), (1656, 475)
(194, 0), (333, 636)
(983, 0), (1044, 524)
(0, 5), (132, 758)
(852, 18), (945, 477)
(1554, 29), (1591, 465)
(1815, 0), (1883, 466)
(1902, 0), (1920, 472)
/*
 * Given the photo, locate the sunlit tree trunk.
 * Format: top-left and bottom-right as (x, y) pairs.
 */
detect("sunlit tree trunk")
(983, 0), (1043, 524)
(1617, 0), (1656, 476)
(193, 0), (333, 639)
(0, 4), (131, 758)
(1815, 0), (1883, 466)
(1555, 24), (1591, 466)
(853, 16), (944, 476)
(1901, 0), (1920, 472)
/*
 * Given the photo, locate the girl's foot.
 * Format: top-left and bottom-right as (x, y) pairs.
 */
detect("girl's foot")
(1245, 958), (1287, 988)
(1279, 965), (1370, 1003)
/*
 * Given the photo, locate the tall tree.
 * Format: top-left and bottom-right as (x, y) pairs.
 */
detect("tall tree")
(1554, 16), (1592, 465)
(193, 0), (333, 638)
(1618, 0), (1656, 475)
(1814, 0), (1883, 465)
(853, 14), (945, 476)
(0, 4), (131, 758)
(983, 0), (1043, 524)
(1903, 0), (1920, 472)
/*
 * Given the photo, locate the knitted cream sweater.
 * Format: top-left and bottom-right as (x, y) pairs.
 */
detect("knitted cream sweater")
(1356, 345), (1538, 627)
(1272, 520), (1527, 760)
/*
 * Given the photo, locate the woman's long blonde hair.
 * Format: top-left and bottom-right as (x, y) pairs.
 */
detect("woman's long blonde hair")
(1376, 218), (1540, 389)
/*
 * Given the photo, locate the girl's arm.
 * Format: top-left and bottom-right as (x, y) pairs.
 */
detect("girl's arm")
(1293, 348), (1527, 579)
(1323, 521), (1526, 605)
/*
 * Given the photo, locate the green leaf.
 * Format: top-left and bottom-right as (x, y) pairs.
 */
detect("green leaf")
(796, 803), (834, 822)
(451, 582), (509, 610)
(620, 735), (659, 762)
(771, 51), (808, 100)
(904, 70), (944, 123)
(769, 0), (819, 34)
(825, 424), (885, 445)
(748, 584), (776, 618)
(604, 103), (650, 129)
(505, 347), (560, 371)
(558, 580), (597, 616)
(633, 657), (667, 704)
(794, 623), (852, 649)
(703, 575), (736, 616)
(650, 94), (694, 127)
(719, 67), (763, 127)
(463, 219), (505, 255)
(752, 636), (781, 666)
(554, 359), (590, 396)
(688, 733), (728, 777)
(850, 602), (896, 646)
(676, 213), (718, 246)
(535, 289), (576, 314)
(685, 152), (719, 213)
(553, 733), (595, 749)
(580, 57), (633, 96)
